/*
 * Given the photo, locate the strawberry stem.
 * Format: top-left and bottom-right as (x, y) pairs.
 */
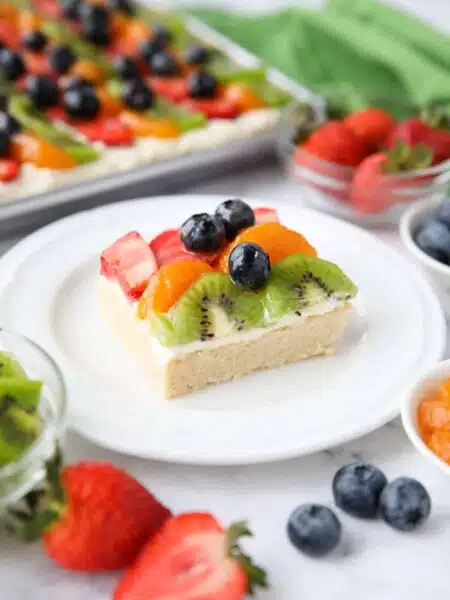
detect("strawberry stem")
(227, 521), (268, 595)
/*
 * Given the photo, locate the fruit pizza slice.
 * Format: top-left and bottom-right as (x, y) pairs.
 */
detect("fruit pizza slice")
(98, 199), (357, 399)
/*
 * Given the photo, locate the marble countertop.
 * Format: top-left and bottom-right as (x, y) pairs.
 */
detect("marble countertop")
(2, 1), (450, 598)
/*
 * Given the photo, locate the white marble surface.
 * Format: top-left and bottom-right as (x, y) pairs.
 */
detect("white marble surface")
(2, 1), (450, 598)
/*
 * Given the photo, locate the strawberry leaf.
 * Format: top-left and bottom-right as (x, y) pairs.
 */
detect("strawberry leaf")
(227, 521), (268, 595)
(384, 140), (433, 172)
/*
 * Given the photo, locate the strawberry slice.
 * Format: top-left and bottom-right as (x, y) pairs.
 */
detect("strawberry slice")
(30, 0), (62, 18)
(149, 229), (220, 266)
(0, 21), (21, 49)
(101, 231), (157, 300)
(253, 207), (279, 224)
(148, 77), (189, 103)
(23, 51), (53, 77)
(182, 97), (239, 120)
(113, 513), (267, 600)
(0, 158), (20, 182)
(76, 118), (134, 146)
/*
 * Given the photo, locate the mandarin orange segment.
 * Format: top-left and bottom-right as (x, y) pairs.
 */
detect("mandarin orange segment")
(19, 11), (43, 31)
(138, 260), (213, 316)
(417, 396), (450, 435)
(70, 60), (105, 85)
(123, 19), (151, 44)
(97, 88), (123, 117)
(438, 378), (450, 402)
(120, 111), (180, 138)
(428, 430), (450, 464)
(0, 3), (18, 22)
(222, 82), (264, 112)
(218, 222), (317, 273)
(11, 133), (75, 170)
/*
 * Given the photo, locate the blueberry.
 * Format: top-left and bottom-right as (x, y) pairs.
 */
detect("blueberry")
(215, 199), (255, 240)
(122, 79), (153, 111)
(287, 504), (342, 558)
(61, 0), (83, 19)
(415, 218), (450, 264)
(107, 0), (135, 15)
(140, 36), (166, 62)
(186, 43), (210, 66)
(332, 462), (388, 519)
(82, 21), (110, 46)
(25, 75), (59, 109)
(150, 51), (178, 77)
(152, 23), (172, 46)
(0, 130), (10, 157)
(180, 213), (225, 252)
(437, 198), (450, 228)
(0, 49), (25, 81)
(63, 86), (100, 119)
(187, 70), (217, 98)
(380, 477), (431, 532)
(49, 45), (77, 74)
(114, 55), (140, 80)
(0, 111), (21, 136)
(79, 3), (109, 22)
(229, 243), (271, 291)
(22, 30), (48, 52)
(64, 76), (94, 92)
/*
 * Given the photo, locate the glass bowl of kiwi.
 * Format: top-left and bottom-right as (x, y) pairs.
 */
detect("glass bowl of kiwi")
(277, 98), (450, 227)
(0, 329), (67, 515)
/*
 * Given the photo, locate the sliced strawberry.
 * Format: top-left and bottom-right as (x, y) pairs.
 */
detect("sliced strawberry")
(113, 513), (267, 600)
(76, 118), (134, 146)
(100, 231), (157, 300)
(149, 229), (220, 266)
(0, 158), (20, 182)
(30, 0), (62, 18)
(47, 107), (69, 122)
(182, 97), (239, 120)
(425, 128), (450, 164)
(23, 51), (53, 77)
(253, 207), (279, 224)
(0, 21), (21, 49)
(148, 77), (189, 103)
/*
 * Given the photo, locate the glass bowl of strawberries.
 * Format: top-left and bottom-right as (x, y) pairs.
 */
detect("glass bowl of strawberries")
(278, 100), (450, 225)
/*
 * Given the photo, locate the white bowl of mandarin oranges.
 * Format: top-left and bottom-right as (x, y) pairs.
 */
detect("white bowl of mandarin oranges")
(402, 359), (450, 475)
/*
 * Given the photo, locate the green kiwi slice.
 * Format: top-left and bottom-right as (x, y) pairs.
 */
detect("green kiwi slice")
(0, 352), (27, 379)
(150, 273), (265, 346)
(264, 254), (357, 321)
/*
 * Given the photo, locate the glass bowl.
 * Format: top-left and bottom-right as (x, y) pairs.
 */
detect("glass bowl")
(277, 101), (450, 227)
(0, 330), (66, 512)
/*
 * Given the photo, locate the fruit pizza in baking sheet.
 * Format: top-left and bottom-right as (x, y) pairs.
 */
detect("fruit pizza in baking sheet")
(0, 0), (296, 206)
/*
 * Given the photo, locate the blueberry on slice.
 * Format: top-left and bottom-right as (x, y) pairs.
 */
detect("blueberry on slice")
(187, 71), (217, 98)
(0, 130), (10, 157)
(186, 43), (210, 66)
(229, 243), (271, 291)
(140, 36), (166, 62)
(0, 49), (25, 81)
(180, 213), (225, 252)
(287, 504), (342, 558)
(215, 199), (255, 240)
(61, 0), (83, 20)
(64, 76), (94, 92)
(150, 51), (178, 77)
(415, 218), (450, 265)
(49, 45), (77, 75)
(332, 462), (387, 519)
(122, 79), (153, 111)
(63, 86), (100, 119)
(0, 111), (21, 136)
(380, 477), (431, 532)
(114, 55), (140, 80)
(22, 30), (48, 52)
(25, 75), (59, 109)
(107, 0), (135, 15)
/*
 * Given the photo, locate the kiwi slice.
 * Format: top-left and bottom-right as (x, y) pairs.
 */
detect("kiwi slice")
(150, 273), (265, 346)
(264, 254), (357, 321)
(0, 351), (27, 379)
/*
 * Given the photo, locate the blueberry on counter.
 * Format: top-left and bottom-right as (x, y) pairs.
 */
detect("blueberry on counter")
(25, 75), (59, 109)
(186, 43), (210, 66)
(49, 45), (77, 74)
(215, 199), (255, 240)
(114, 55), (140, 80)
(122, 79), (153, 111)
(22, 30), (48, 52)
(187, 71), (217, 98)
(332, 462), (388, 519)
(287, 504), (342, 558)
(0, 49), (25, 81)
(415, 218), (450, 265)
(380, 477), (431, 532)
(108, 0), (135, 15)
(150, 52), (178, 77)
(229, 243), (271, 291)
(180, 213), (225, 252)
(63, 86), (100, 119)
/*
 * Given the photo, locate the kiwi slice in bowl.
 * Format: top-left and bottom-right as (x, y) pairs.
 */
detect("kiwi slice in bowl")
(149, 273), (265, 346)
(264, 254), (357, 321)
(0, 352), (27, 379)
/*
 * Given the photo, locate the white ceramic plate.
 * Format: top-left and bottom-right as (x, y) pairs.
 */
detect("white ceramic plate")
(0, 195), (445, 465)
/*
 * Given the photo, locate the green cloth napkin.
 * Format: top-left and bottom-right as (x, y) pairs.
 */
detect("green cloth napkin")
(189, 4), (450, 115)
(327, 0), (450, 73)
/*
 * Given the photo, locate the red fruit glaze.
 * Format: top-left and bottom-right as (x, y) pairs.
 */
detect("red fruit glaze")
(43, 462), (172, 572)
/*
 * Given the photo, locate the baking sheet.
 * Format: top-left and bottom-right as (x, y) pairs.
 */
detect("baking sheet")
(0, 13), (321, 232)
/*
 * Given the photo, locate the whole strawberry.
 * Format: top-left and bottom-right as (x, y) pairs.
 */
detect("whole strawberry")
(386, 118), (432, 150)
(299, 120), (368, 167)
(114, 512), (268, 600)
(343, 107), (395, 150)
(8, 453), (171, 572)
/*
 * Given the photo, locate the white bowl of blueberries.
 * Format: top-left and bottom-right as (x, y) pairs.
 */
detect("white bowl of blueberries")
(400, 195), (450, 311)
